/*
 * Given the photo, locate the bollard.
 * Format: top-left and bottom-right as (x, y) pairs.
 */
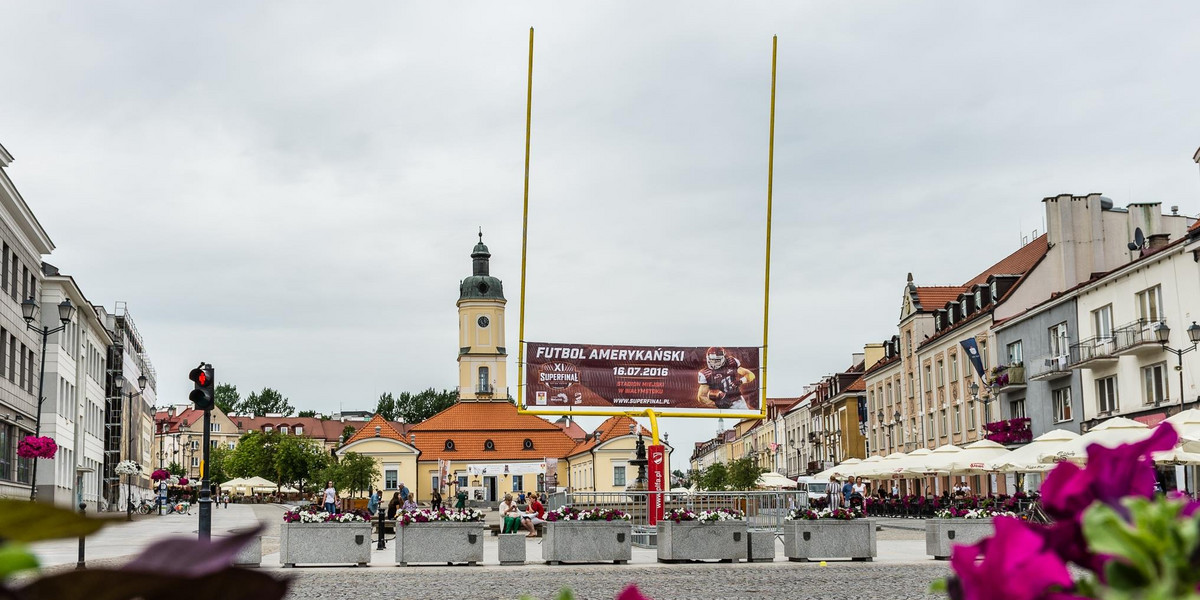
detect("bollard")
(376, 508), (386, 550)
(76, 502), (87, 570)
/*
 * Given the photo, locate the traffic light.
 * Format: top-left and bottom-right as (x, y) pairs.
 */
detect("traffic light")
(189, 363), (215, 410)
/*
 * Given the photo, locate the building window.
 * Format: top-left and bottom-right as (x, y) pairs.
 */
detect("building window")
(1137, 285), (1163, 323)
(1048, 322), (1069, 358)
(263, 425), (273, 432)
(936, 360), (944, 387)
(953, 405), (961, 433)
(905, 331), (912, 356)
(950, 354), (959, 382)
(457, 474), (468, 489)
(1093, 305), (1114, 339)
(478, 366), (489, 392)
(444, 440), (456, 451)
(1053, 387), (1073, 422)
(512, 475), (523, 491)
(385, 469), (398, 490)
(939, 409), (947, 435)
(280, 426), (289, 435)
(1143, 363), (1167, 405)
(210, 423), (220, 432)
(974, 289), (982, 308)
(1010, 398), (1026, 419)
(1007, 341), (1023, 366)
(613, 465), (626, 487)
(924, 366), (932, 390)
(191, 457), (200, 467)
(523, 438), (534, 450)
(210, 440), (218, 449)
(431, 475), (440, 491)
(295, 426), (303, 435)
(228, 442), (236, 450)
(967, 400), (976, 429)
(484, 439), (495, 451)
(191, 441), (199, 450)
(1097, 376), (1119, 413)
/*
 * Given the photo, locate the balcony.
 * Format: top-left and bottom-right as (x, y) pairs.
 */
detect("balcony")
(1028, 352), (1074, 381)
(984, 417), (1032, 446)
(1112, 319), (1165, 356)
(986, 364), (1026, 394)
(1069, 336), (1119, 369)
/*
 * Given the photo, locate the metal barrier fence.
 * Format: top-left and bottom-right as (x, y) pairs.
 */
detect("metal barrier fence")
(547, 490), (809, 543)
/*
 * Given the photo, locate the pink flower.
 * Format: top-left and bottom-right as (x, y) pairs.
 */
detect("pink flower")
(615, 584), (651, 600)
(950, 517), (1073, 600)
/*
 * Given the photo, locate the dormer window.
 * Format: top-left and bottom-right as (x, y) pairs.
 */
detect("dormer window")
(947, 306), (956, 325)
(974, 289), (982, 308)
(990, 281), (998, 302)
(523, 438), (534, 450)
(280, 426), (289, 435)
(295, 426), (303, 435)
(960, 298), (968, 316)
(264, 425), (273, 432)
(484, 439), (495, 451)
(444, 440), (455, 451)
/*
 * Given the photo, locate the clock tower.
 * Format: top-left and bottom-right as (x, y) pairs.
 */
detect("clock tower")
(457, 231), (508, 402)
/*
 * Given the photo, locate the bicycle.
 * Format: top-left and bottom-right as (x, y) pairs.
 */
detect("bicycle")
(136, 498), (157, 515)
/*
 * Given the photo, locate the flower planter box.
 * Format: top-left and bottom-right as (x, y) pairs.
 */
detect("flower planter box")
(395, 522), (485, 566)
(656, 521), (748, 563)
(925, 518), (994, 560)
(279, 522), (372, 567)
(783, 519), (876, 562)
(542, 521), (632, 565)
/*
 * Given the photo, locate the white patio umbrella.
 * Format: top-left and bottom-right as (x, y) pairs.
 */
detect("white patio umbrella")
(877, 448), (932, 478)
(1152, 448), (1200, 466)
(900, 444), (963, 476)
(932, 440), (1011, 475)
(1038, 417), (1150, 464)
(986, 429), (1080, 472)
(836, 455), (883, 478)
(812, 458), (862, 481)
(859, 452), (908, 479)
(756, 471), (799, 488)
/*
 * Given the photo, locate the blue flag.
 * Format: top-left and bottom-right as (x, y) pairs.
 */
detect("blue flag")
(960, 338), (986, 378)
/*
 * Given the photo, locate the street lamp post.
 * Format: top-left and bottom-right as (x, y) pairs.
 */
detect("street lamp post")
(22, 296), (76, 502)
(116, 375), (148, 521)
(969, 381), (993, 438)
(1156, 322), (1200, 414)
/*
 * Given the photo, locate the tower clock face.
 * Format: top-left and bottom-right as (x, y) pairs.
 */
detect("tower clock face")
(477, 316), (490, 328)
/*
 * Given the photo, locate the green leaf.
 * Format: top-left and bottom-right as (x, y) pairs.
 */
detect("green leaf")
(929, 578), (948, 593)
(1082, 503), (1158, 581)
(0, 499), (117, 542)
(0, 543), (40, 579)
(555, 588), (576, 600)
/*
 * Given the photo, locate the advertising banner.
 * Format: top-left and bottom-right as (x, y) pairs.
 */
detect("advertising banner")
(466, 462), (546, 476)
(525, 342), (761, 414)
(544, 457), (558, 491)
(647, 444), (666, 525)
(960, 338), (986, 379)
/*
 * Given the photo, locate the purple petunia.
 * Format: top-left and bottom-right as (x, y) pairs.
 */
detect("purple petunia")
(950, 517), (1073, 600)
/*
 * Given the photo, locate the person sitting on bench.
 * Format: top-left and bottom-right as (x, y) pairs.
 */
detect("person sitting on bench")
(521, 491), (546, 538)
(499, 494), (522, 534)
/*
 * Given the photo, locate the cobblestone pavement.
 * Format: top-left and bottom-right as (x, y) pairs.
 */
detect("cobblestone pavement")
(278, 561), (951, 600)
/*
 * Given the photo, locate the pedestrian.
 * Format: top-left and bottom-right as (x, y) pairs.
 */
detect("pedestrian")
(455, 487), (468, 510)
(430, 489), (443, 511)
(399, 482), (410, 503)
(222, 492), (229, 508)
(841, 478), (853, 507)
(387, 492), (401, 520)
(498, 493), (521, 534)
(517, 491), (526, 505)
(323, 480), (337, 514)
(368, 489), (381, 516)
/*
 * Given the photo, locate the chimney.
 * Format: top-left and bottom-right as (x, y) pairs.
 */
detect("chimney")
(1148, 233), (1171, 251)
(374, 425), (381, 437)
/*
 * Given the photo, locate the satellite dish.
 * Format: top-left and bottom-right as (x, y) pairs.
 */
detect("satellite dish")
(1128, 227), (1146, 252)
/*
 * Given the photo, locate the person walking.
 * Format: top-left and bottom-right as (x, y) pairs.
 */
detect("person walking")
(323, 481), (337, 514)
(368, 489), (381, 516)
(841, 479), (853, 508)
(430, 489), (443, 511)
(399, 482), (410, 504)
(455, 487), (468, 510)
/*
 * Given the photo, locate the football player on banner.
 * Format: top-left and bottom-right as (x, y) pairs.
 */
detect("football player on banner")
(696, 347), (757, 410)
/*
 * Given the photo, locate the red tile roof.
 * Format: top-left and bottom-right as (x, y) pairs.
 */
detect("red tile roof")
(235, 416), (409, 444)
(567, 416), (648, 456)
(343, 414), (409, 445)
(915, 286), (966, 310)
(1190, 219), (1200, 233)
(408, 402), (578, 461)
(845, 376), (866, 392)
(962, 234), (1049, 287)
(155, 408), (207, 434)
(556, 419), (588, 441)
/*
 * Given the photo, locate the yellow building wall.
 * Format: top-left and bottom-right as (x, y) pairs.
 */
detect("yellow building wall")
(566, 438), (673, 493)
(336, 438), (418, 497)
(457, 298), (508, 400)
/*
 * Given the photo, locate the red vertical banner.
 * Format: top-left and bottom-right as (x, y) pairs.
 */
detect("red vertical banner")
(647, 444), (666, 525)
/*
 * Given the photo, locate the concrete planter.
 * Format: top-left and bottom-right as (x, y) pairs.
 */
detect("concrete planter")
(279, 522), (372, 567)
(925, 518), (994, 560)
(783, 519), (876, 562)
(395, 522), (485, 566)
(233, 535), (261, 567)
(498, 533), (527, 566)
(748, 529), (776, 562)
(542, 521), (632, 565)
(656, 520), (747, 563)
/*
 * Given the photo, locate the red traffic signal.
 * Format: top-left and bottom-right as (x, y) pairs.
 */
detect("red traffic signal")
(189, 364), (215, 410)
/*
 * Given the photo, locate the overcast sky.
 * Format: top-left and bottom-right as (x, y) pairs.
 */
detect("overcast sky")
(3, 2), (1200, 458)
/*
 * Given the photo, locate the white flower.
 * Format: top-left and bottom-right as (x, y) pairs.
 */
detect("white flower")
(114, 460), (142, 475)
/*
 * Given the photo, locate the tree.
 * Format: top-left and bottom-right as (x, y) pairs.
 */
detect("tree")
(697, 462), (729, 491)
(214, 383), (240, 415)
(728, 456), (765, 490)
(395, 388), (456, 424)
(672, 469), (693, 489)
(166, 461), (186, 477)
(321, 452), (379, 498)
(340, 425), (357, 443)
(208, 445), (232, 484)
(274, 435), (329, 494)
(297, 410), (318, 418)
(226, 431), (282, 481)
(374, 393), (398, 421)
(240, 388), (295, 417)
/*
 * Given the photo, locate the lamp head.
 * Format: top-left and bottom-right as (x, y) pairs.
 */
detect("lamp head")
(1156, 321), (1171, 344)
(1188, 321), (1200, 344)
(20, 297), (36, 323)
(137, 374), (148, 391)
(57, 298), (75, 325)
(968, 381), (980, 398)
